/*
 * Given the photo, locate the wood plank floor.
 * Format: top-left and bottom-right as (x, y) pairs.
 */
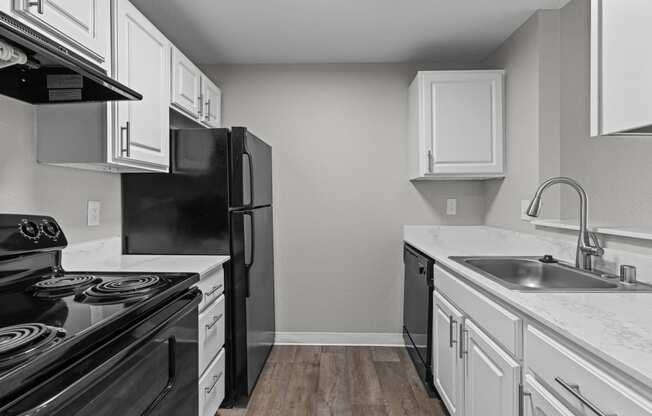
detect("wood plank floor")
(217, 346), (448, 416)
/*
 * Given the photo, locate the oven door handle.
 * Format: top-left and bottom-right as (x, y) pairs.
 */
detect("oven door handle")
(11, 290), (201, 416)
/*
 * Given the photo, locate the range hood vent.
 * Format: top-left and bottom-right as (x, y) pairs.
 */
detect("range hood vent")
(0, 12), (142, 104)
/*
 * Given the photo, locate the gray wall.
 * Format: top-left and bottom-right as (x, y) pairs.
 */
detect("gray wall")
(559, 0), (652, 230)
(0, 97), (121, 243)
(481, 0), (652, 255)
(203, 64), (485, 334)
(482, 11), (562, 231)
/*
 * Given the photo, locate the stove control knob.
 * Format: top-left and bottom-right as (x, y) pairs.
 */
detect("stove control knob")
(20, 221), (40, 240)
(41, 221), (60, 239)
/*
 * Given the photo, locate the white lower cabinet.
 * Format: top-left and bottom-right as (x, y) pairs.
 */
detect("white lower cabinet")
(199, 348), (225, 416)
(522, 374), (575, 416)
(432, 262), (652, 416)
(433, 291), (464, 415)
(194, 264), (227, 416)
(433, 287), (520, 416)
(463, 319), (520, 416)
(526, 325), (652, 416)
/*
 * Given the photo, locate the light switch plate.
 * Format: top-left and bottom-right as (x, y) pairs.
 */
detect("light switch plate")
(521, 200), (533, 221)
(87, 200), (101, 226)
(446, 198), (457, 216)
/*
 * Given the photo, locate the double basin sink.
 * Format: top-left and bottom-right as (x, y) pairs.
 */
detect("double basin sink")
(450, 256), (652, 292)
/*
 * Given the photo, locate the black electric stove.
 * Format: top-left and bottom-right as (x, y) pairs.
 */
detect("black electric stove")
(0, 214), (201, 416)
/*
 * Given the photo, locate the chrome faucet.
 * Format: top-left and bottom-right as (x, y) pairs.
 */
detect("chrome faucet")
(526, 177), (604, 271)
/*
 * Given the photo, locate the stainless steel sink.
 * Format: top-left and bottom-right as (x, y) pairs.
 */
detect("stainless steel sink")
(449, 256), (652, 292)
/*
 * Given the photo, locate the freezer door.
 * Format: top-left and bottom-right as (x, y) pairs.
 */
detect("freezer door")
(229, 127), (273, 209)
(230, 206), (275, 397)
(122, 129), (230, 255)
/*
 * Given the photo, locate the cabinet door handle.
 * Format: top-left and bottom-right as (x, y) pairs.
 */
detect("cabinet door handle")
(459, 323), (468, 359)
(427, 150), (434, 173)
(449, 316), (457, 348)
(204, 371), (223, 394)
(204, 284), (223, 297)
(197, 95), (203, 116)
(27, 0), (44, 14)
(555, 377), (617, 416)
(120, 121), (131, 157)
(205, 98), (211, 121)
(205, 313), (223, 331)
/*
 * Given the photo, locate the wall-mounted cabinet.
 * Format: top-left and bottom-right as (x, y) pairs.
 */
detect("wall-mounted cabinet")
(170, 45), (222, 129)
(37, 0), (171, 172)
(200, 75), (222, 128)
(408, 70), (505, 181)
(113, 0), (170, 169)
(1, 0), (110, 69)
(35, 0), (224, 173)
(171, 46), (203, 120)
(591, 0), (652, 136)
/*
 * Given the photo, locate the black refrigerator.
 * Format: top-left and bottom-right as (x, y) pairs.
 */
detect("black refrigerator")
(121, 127), (275, 406)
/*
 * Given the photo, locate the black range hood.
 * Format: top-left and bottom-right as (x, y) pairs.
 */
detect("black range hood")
(0, 12), (142, 104)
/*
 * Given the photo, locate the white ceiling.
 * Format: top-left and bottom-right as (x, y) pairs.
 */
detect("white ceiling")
(131, 0), (571, 65)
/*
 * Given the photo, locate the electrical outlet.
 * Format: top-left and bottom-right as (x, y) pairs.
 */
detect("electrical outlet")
(521, 200), (533, 221)
(87, 200), (101, 226)
(446, 198), (457, 216)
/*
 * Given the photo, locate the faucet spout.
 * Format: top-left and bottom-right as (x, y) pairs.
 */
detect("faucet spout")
(526, 177), (603, 270)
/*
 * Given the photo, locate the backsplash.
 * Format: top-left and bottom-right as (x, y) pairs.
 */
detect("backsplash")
(0, 97), (121, 243)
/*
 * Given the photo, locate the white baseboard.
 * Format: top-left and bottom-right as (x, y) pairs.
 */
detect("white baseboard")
(275, 331), (404, 346)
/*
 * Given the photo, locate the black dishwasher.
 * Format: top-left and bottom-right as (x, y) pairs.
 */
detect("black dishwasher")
(403, 243), (438, 397)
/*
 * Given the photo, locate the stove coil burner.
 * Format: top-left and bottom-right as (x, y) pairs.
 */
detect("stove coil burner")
(29, 275), (102, 298)
(0, 323), (65, 371)
(76, 275), (167, 304)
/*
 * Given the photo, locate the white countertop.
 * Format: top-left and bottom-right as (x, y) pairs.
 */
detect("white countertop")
(62, 237), (229, 278)
(404, 225), (652, 389)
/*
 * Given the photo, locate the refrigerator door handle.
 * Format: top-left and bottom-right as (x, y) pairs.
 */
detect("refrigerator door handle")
(243, 150), (254, 207)
(243, 211), (255, 298)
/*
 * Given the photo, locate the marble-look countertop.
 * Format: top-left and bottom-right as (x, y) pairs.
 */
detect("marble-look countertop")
(404, 225), (652, 390)
(62, 237), (229, 278)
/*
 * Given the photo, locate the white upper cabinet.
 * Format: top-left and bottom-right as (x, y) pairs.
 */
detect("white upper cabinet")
(8, 0), (110, 67)
(171, 46), (202, 119)
(201, 75), (222, 128)
(408, 70), (505, 180)
(591, 0), (652, 136)
(169, 46), (222, 129)
(114, 0), (170, 169)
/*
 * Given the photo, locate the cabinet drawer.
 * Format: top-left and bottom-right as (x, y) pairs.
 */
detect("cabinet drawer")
(195, 267), (224, 312)
(435, 265), (521, 356)
(198, 294), (225, 374)
(523, 374), (575, 416)
(199, 348), (225, 416)
(526, 325), (652, 416)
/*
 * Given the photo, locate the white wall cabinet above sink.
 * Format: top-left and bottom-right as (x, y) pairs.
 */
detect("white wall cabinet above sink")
(408, 70), (505, 181)
(591, 0), (652, 136)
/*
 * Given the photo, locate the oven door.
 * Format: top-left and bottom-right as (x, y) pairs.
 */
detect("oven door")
(1, 289), (200, 416)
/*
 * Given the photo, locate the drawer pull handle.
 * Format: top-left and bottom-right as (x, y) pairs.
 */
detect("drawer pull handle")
(555, 377), (617, 416)
(449, 316), (457, 348)
(205, 314), (223, 330)
(204, 371), (223, 394)
(204, 284), (223, 297)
